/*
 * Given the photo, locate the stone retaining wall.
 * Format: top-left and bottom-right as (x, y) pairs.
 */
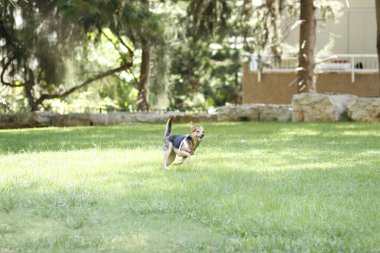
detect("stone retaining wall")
(0, 94), (379, 128)
(348, 97), (380, 122)
(215, 104), (292, 122)
(0, 112), (218, 129)
(292, 93), (357, 122)
(292, 93), (380, 122)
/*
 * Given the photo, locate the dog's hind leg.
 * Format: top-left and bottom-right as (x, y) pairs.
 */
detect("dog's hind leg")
(162, 142), (176, 169)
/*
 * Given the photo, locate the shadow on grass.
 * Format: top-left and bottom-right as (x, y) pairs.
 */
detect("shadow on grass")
(0, 125), (163, 154)
(0, 122), (379, 155)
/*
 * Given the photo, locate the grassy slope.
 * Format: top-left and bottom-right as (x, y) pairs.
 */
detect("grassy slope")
(0, 122), (379, 252)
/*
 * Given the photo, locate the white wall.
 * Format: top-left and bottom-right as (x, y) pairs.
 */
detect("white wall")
(284, 0), (376, 54)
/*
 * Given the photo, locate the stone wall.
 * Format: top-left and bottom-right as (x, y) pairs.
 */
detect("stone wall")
(292, 93), (380, 122)
(0, 105), (292, 129)
(348, 97), (380, 122)
(292, 93), (357, 122)
(0, 112), (218, 129)
(0, 95), (379, 128)
(216, 104), (292, 122)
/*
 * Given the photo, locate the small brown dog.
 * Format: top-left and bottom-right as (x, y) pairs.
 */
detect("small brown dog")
(162, 117), (205, 169)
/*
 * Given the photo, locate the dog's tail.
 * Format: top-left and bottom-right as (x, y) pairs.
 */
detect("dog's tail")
(164, 117), (173, 139)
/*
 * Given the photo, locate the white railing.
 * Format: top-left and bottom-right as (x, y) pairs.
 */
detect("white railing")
(249, 54), (379, 83)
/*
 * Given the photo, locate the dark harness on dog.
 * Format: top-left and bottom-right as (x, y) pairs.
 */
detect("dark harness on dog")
(169, 134), (193, 150)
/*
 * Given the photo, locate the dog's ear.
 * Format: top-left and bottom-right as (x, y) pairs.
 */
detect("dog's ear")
(190, 121), (196, 131)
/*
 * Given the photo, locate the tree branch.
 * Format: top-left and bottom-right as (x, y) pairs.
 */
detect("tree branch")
(36, 61), (133, 104)
(116, 34), (134, 57)
(0, 57), (26, 88)
(102, 30), (135, 60)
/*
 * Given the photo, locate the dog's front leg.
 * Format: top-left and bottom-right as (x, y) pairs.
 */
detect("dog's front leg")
(174, 151), (191, 165)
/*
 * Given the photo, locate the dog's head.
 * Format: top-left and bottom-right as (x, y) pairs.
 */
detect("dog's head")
(190, 122), (205, 142)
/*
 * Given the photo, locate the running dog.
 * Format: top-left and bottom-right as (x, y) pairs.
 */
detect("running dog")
(162, 117), (205, 169)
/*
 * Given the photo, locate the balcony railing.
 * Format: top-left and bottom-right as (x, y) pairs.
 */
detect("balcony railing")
(249, 54), (379, 83)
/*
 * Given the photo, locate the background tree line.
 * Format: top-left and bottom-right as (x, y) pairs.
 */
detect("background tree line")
(0, 0), (353, 112)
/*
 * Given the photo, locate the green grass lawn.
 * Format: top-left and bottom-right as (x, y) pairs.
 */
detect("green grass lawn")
(0, 122), (379, 252)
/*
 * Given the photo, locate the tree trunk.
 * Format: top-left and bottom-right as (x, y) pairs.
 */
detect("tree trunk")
(376, 0), (380, 87)
(25, 83), (39, 111)
(136, 40), (150, 111)
(297, 0), (316, 93)
(24, 68), (39, 111)
(136, 0), (150, 111)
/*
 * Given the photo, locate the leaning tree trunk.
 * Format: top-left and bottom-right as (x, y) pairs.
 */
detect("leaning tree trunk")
(136, 40), (150, 111)
(297, 0), (316, 93)
(375, 0), (380, 89)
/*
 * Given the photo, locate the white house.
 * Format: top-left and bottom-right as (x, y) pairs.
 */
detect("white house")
(285, 0), (376, 54)
(243, 0), (379, 104)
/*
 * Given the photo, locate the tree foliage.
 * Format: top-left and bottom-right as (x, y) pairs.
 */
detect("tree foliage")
(0, 0), (347, 112)
(0, 0), (159, 111)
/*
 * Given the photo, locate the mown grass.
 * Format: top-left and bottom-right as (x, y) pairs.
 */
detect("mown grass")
(0, 122), (379, 252)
